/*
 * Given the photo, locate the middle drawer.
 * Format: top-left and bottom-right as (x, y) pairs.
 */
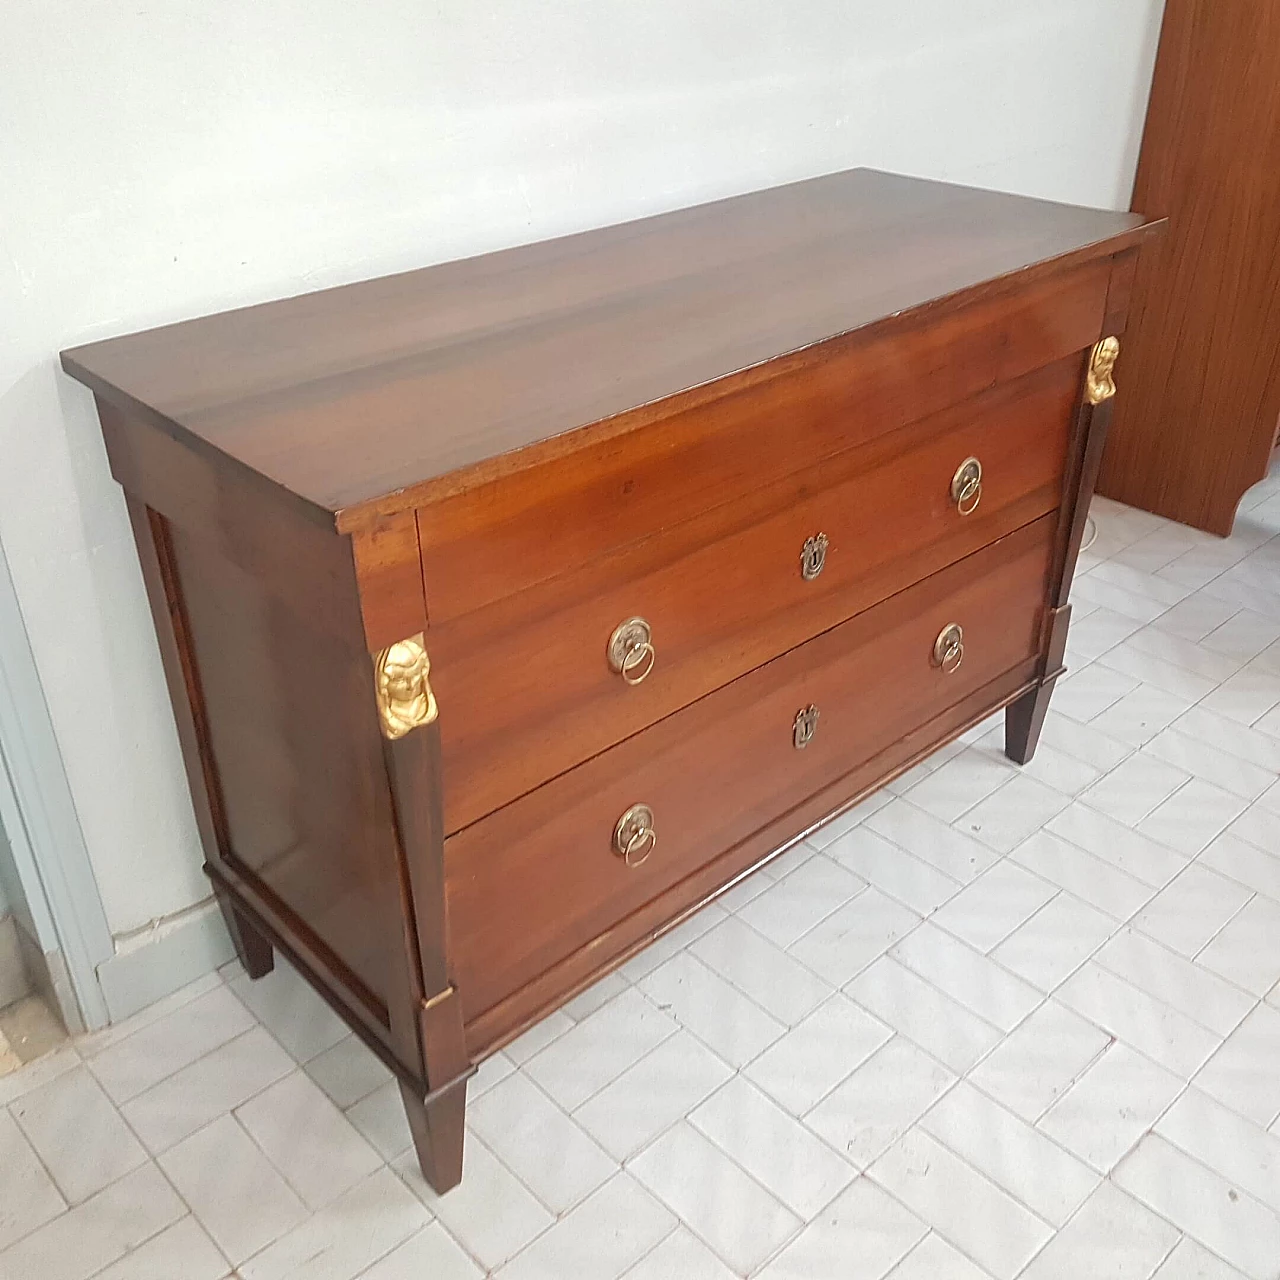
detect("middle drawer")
(431, 356), (1077, 833)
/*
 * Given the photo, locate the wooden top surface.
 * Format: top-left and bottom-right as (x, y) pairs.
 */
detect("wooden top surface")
(63, 168), (1156, 529)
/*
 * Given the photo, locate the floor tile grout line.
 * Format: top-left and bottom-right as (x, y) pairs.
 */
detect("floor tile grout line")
(505, 989), (874, 1254)
(973, 973), (1219, 1126)
(687, 897), (867, 1013)
(728, 854), (874, 942)
(118, 1022), (294, 1160)
(74, 970), (229, 1065)
(1186, 887), (1261, 967)
(308, 1048), (397, 1114)
(893, 891), (1070, 986)
(1141, 732), (1277, 805)
(230, 1162), (416, 1277)
(1092, 932), (1265, 1039)
(1178, 1059), (1280, 1139)
(851, 943), (1047, 1044)
(686, 1067), (871, 1185)
(384, 1130), (518, 1275)
(0, 1154), (211, 1275)
(527, 978), (866, 1210)
(81, 984), (258, 1110)
(742, 1171), (919, 1280)
(905, 1228), (1003, 1280)
(1193, 844), (1280, 906)
(229, 1087), (385, 1221)
(965, 1032), (1115, 1131)
(1005, 1183), (1180, 1280)
(1096, 1076), (1275, 1269)
(1141, 1232), (1184, 1280)
(1041, 799), (1191, 892)
(344, 1223), (460, 1280)
(620, 1130), (809, 1278)
(1219, 815), (1280, 859)
(905, 1099), (1094, 1233)
(146, 1108), (286, 1270)
(1046, 963), (1233, 1075)
(1146, 1094), (1280, 1204)
(0, 1095), (72, 1237)
(811, 850), (969, 920)
(474, 1061), (622, 1222)
(78, 1213), (226, 1280)
(862, 1127), (1057, 1267)
(733, 849), (876, 949)
(79, 1213), (234, 1280)
(537, 1014), (686, 1118)
(609, 1221), (686, 1280)
(9, 1068), (152, 1208)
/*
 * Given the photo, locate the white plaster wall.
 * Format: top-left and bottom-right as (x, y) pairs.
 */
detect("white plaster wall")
(0, 0), (1165, 939)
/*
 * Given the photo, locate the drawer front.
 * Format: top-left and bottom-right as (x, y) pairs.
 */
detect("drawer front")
(418, 261), (1104, 622)
(445, 515), (1055, 1025)
(433, 358), (1077, 833)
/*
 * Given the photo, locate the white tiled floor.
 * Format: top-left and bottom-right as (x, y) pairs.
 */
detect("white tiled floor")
(4, 479), (1280, 1279)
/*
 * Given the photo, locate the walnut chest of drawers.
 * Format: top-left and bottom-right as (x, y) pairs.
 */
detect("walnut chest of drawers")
(62, 168), (1161, 1191)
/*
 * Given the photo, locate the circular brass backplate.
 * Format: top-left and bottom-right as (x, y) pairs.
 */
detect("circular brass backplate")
(607, 616), (653, 677)
(932, 623), (965, 674)
(613, 803), (656, 868)
(951, 457), (983, 516)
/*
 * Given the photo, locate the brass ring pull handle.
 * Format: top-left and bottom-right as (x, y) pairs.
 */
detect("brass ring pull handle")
(932, 623), (965, 675)
(801, 533), (830, 581)
(614, 804), (656, 868)
(608, 617), (655, 686)
(951, 457), (983, 517)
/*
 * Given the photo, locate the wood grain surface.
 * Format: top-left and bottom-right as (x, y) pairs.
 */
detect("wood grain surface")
(446, 516), (1055, 1029)
(416, 266), (1106, 620)
(434, 359), (1078, 833)
(1098, 0), (1280, 534)
(63, 168), (1154, 527)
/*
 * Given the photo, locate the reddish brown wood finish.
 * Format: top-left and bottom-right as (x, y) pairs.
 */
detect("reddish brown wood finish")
(63, 170), (1159, 1193)
(435, 360), (1077, 832)
(467, 659), (1041, 1055)
(167, 526), (400, 1015)
(215, 889), (274, 980)
(448, 518), (1054, 1028)
(416, 268), (1107, 620)
(1098, 1), (1280, 534)
(64, 169), (1152, 528)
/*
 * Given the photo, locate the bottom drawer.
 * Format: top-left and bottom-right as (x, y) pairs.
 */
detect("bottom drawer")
(445, 515), (1054, 1028)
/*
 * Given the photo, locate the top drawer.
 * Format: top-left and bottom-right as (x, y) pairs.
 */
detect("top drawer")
(416, 261), (1107, 621)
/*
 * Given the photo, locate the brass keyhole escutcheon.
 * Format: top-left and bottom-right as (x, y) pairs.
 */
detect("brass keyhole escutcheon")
(793, 704), (820, 750)
(951, 457), (983, 516)
(932, 623), (965, 675)
(607, 616), (655, 686)
(613, 804), (656, 868)
(801, 533), (829, 581)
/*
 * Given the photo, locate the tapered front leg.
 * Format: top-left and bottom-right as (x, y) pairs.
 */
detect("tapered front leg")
(401, 1076), (468, 1192)
(1004, 681), (1054, 764)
